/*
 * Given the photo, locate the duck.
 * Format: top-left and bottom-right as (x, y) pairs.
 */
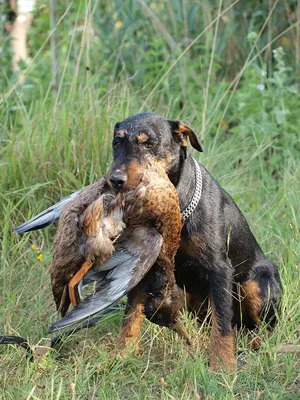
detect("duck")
(48, 162), (191, 346)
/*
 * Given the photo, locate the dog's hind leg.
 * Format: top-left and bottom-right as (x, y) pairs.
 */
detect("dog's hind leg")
(241, 280), (262, 327)
(209, 262), (236, 372)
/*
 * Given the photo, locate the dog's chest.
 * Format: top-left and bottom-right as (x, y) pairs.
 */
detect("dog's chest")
(178, 232), (206, 260)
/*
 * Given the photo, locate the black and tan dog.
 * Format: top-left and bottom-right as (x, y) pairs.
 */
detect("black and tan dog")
(15, 112), (281, 371)
(104, 112), (281, 370)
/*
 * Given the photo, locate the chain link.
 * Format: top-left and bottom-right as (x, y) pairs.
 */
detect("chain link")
(182, 158), (203, 221)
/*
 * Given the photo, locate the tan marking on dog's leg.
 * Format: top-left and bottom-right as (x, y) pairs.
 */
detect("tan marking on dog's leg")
(68, 260), (94, 307)
(241, 280), (262, 326)
(118, 290), (145, 352)
(210, 305), (236, 372)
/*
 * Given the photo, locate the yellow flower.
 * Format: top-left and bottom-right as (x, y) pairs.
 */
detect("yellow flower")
(37, 253), (43, 262)
(32, 244), (37, 251)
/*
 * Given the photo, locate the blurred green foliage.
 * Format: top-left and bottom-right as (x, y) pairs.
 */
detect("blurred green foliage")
(1, 1), (299, 92)
(0, 0), (299, 188)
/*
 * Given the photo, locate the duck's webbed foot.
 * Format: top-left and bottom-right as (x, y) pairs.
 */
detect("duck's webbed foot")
(68, 260), (94, 307)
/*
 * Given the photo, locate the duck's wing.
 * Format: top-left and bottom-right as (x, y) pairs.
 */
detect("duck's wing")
(14, 190), (83, 233)
(48, 226), (162, 333)
(50, 303), (123, 347)
(14, 178), (109, 234)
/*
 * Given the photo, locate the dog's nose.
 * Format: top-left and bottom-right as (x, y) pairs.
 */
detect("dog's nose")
(110, 172), (127, 188)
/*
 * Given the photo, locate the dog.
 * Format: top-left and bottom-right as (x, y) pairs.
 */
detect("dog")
(104, 112), (281, 371)
(14, 112), (281, 371)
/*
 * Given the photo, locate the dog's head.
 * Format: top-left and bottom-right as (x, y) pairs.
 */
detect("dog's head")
(109, 112), (203, 189)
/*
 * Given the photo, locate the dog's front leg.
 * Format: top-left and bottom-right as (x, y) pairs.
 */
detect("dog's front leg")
(209, 263), (236, 372)
(118, 283), (146, 353)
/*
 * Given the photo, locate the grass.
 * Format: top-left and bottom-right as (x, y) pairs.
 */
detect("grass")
(1, 1), (300, 399)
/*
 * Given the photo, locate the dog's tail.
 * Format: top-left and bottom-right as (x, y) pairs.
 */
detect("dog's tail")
(14, 190), (82, 233)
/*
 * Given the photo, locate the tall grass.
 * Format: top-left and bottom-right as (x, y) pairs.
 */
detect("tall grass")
(0, 1), (299, 398)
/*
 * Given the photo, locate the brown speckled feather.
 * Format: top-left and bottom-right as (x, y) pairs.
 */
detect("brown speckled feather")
(50, 178), (108, 315)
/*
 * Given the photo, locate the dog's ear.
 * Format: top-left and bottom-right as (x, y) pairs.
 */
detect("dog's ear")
(168, 120), (203, 152)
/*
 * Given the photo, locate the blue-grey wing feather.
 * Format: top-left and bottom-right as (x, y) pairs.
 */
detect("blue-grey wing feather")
(14, 189), (83, 233)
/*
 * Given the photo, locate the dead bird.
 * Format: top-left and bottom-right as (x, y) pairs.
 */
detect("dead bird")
(50, 175), (143, 316)
(49, 162), (191, 347)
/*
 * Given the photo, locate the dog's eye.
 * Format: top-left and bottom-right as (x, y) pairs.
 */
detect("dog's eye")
(144, 142), (155, 149)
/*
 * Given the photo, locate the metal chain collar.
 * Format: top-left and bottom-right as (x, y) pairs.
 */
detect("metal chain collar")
(182, 158), (203, 221)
